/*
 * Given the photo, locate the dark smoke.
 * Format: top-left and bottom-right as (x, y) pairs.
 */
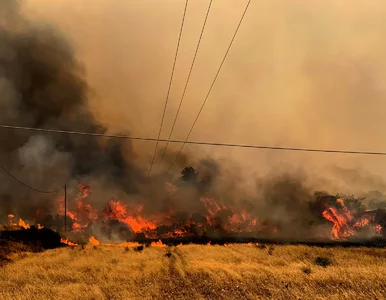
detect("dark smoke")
(0, 0), (145, 218)
(0, 1), (385, 242)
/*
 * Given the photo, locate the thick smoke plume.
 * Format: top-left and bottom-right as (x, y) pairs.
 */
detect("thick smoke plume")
(0, 0), (147, 219)
(0, 0), (385, 242)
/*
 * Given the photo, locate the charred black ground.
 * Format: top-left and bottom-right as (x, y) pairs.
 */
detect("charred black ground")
(1, 228), (386, 249)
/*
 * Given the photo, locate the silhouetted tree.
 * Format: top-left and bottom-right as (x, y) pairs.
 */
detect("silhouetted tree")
(180, 166), (198, 183)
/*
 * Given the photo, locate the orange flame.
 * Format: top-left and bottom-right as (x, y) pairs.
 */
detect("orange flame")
(9, 184), (377, 242)
(7, 214), (43, 230)
(105, 200), (157, 232)
(374, 224), (382, 234)
(18, 219), (30, 229)
(119, 241), (141, 247)
(151, 240), (166, 247)
(322, 206), (353, 239)
(8, 214), (15, 227)
(66, 212), (76, 220)
(322, 198), (382, 239)
(89, 236), (100, 246)
(60, 238), (78, 246)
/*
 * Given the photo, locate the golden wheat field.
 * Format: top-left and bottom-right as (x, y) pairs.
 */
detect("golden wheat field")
(1, 242), (386, 300)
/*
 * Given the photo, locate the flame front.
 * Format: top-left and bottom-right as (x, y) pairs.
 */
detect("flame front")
(322, 198), (383, 240)
(60, 238), (78, 246)
(54, 187), (385, 241)
(104, 200), (157, 232)
(4, 184), (385, 244)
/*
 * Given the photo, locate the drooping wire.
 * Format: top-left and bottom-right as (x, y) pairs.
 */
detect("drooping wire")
(156, 0), (213, 172)
(165, 0), (252, 174)
(0, 163), (63, 194)
(148, 0), (189, 177)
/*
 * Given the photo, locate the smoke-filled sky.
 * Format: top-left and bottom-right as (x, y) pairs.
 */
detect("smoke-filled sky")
(6, 0), (386, 196)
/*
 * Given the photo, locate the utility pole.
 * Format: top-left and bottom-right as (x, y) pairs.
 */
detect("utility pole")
(64, 184), (67, 233)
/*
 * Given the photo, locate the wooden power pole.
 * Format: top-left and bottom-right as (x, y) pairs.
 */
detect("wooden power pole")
(64, 184), (67, 233)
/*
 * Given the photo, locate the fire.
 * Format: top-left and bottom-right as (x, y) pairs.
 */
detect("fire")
(374, 224), (382, 235)
(119, 241), (141, 247)
(151, 240), (166, 247)
(6, 214), (43, 230)
(57, 185), (98, 232)
(4, 184), (384, 244)
(198, 197), (262, 232)
(104, 200), (157, 232)
(87, 237), (142, 247)
(50, 185), (277, 241)
(322, 198), (383, 240)
(87, 236), (166, 248)
(66, 212), (76, 220)
(73, 185), (97, 231)
(60, 238), (78, 246)
(8, 214), (15, 226)
(200, 197), (225, 216)
(322, 206), (353, 239)
(18, 219), (30, 229)
(89, 236), (100, 246)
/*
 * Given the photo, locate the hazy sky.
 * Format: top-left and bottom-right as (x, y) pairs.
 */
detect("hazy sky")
(22, 0), (386, 193)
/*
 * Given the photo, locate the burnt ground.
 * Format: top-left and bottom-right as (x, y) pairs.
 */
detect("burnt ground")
(0, 227), (62, 249)
(0, 227), (64, 267)
(1, 228), (386, 251)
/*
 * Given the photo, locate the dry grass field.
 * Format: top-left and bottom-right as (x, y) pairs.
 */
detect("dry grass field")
(1, 242), (386, 300)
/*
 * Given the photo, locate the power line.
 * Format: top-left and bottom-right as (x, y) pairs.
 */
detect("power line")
(165, 0), (252, 175)
(156, 0), (213, 172)
(0, 163), (63, 194)
(148, 0), (189, 177)
(2, 124), (386, 157)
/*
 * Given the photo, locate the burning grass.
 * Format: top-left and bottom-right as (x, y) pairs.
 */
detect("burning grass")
(5, 183), (386, 245)
(0, 243), (385, 299)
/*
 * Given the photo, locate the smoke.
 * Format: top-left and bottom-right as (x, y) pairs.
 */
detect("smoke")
(0, 0), (151, 219)
(0, 0), (385, 240)
(19, 0), (386, 185)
